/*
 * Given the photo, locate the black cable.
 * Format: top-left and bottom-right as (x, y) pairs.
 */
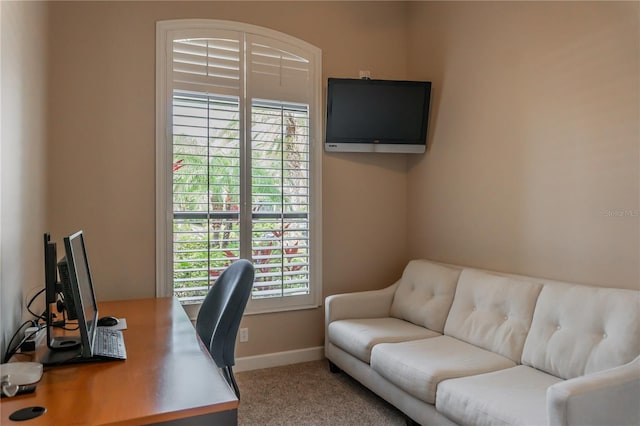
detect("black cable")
(25, 287), (47, 321)
(3, 320), (38, 363)
(5, 324), (47, 363)
(5, 285), (83, 363)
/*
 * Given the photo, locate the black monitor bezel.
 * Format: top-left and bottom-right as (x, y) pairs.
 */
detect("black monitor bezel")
(325, 78), (432, 153)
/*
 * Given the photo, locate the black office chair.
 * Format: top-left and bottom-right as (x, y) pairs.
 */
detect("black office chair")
(195, 259), (255, 398)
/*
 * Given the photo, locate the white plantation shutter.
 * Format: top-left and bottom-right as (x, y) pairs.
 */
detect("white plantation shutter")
(251, 100), (311, 299)
(172, 92), (241, 302)
(172, 35), (241, 96)
(157, 20), (322, 314)
(247, 34), (313, 102)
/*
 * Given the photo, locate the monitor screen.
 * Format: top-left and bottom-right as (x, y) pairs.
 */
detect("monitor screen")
(325, 78), (431, 153)
(63, 230), (98, 357)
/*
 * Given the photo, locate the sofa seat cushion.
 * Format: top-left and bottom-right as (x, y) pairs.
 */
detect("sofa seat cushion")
(370, 335), (516, 404)
(437, 365), (562, 426)
(328, 318), (440, 363)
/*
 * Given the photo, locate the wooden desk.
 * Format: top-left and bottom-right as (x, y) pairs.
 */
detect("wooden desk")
(1, 297), (238, 425)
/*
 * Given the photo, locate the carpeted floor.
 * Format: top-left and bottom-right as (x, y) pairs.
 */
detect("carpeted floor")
(235, 360), (406, 425)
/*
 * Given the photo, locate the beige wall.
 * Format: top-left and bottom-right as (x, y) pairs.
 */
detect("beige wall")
(0, 1), (49, 356)
(3, 0), (636, 360)
(47, 1), (410, 357)
(406, 1), (639, 290)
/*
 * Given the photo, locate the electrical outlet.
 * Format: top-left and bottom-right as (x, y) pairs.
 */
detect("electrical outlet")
(359, 70), (371, 79)
(239, 328), (249, 343)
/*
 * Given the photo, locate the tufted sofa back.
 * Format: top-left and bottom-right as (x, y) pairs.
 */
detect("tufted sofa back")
(443, 268), (543, 362)
(389, 260), (461, 333)
(522, 283), (640, 379)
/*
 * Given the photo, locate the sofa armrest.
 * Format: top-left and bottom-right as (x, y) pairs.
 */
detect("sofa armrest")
(547, 355), (640, 426)
(324, 282), (399, 325)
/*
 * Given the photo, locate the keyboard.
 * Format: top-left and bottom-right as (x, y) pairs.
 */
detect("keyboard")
(94, 328), (127, 360)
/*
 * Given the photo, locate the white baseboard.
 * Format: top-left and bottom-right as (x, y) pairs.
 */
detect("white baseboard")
(235, 346), (325, 372)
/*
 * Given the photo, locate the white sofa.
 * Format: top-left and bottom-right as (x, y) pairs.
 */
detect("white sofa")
(325, 260), (640, 426)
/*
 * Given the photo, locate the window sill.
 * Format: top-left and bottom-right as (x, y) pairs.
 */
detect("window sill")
(181, 300), (322, 321)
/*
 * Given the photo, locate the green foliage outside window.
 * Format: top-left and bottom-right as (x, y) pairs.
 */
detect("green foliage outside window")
(172, 99), (310, 302)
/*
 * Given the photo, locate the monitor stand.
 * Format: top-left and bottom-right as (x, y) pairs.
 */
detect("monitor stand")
(46, 302), (81, 351)
(40, 345), (82, 366)
(48, 336), (81, 350)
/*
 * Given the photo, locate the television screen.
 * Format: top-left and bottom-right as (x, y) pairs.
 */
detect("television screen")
(325, 78), (431, 153)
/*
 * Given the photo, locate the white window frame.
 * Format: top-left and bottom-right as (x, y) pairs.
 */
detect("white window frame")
(155, 19), (323, 315)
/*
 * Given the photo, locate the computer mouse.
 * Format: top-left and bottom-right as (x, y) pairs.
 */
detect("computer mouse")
(97, 316), (119, 327)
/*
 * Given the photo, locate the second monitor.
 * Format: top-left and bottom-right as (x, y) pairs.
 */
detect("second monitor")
(41, 231), (126, 365)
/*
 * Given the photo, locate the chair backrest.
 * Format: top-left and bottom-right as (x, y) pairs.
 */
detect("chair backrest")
(195, 259), (255, 368)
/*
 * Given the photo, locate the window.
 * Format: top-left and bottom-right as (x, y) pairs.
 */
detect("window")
(156, 20), (322, 315)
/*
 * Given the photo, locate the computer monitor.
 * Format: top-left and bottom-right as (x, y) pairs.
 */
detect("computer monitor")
(57, 259), (80, 321)
(62, 230), (99, 358)
(44, 233), (81, 350)
(42, 230), (126, 365)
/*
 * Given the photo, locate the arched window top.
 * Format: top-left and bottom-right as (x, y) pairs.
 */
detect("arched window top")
(159, 19), (320, 52)
(158, 19), (321, 103)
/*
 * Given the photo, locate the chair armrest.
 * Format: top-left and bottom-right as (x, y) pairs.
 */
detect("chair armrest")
(547, 355), (640, 426)
(324, 282), (399, 325)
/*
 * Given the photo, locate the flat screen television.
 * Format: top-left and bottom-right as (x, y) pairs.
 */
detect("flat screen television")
(325, 78), (432, 154)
